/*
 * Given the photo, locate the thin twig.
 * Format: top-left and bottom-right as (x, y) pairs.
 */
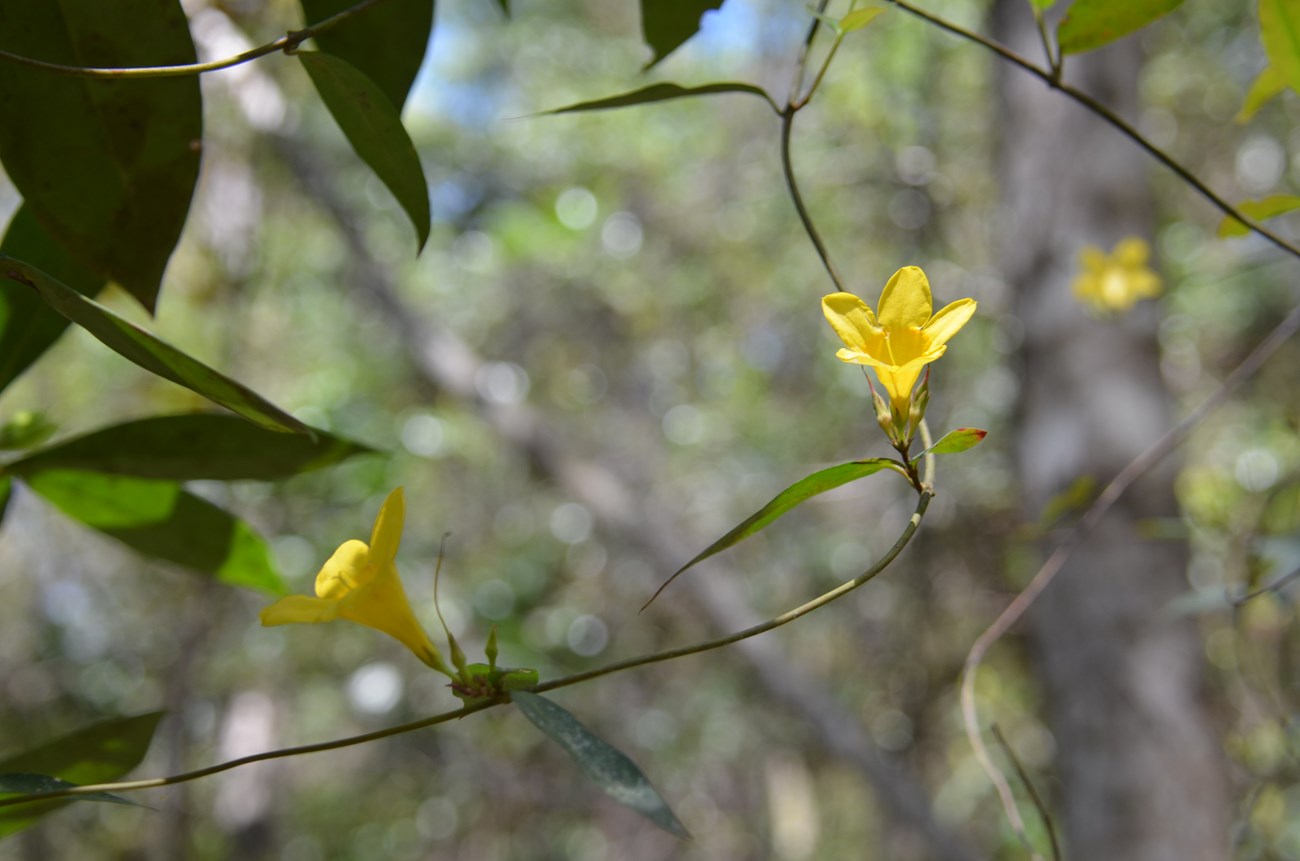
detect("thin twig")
(781, 107), (848, 292)
(990, 724), (1061, 861)
(0, 0), (390, 79)
(1232, 565), (1300, 606)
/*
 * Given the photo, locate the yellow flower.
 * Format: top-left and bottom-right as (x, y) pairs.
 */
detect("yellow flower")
(1071, 237), (1162, 313)
(822, 266), (977, 412)
(260, 488), (451, 675)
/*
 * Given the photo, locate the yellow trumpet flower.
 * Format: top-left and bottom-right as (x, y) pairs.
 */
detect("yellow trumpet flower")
(822, 266), (976, 413)
(260, 488), (452, 676)
(1071, 237), (1162, 313)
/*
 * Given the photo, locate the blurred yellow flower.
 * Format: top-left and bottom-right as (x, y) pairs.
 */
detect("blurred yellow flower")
(822, 266), (977, 412)
(260, 488), (451, 675)
(1071, 237), (1162, 313)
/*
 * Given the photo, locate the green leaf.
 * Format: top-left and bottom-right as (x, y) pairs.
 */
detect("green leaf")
(0, 256), (310, 436)
(23, 470), (285, 594)
(1261, 0), (1300, 96)
(0, 712), (162, 838)
(645, 458), (905, 606)
(1057, 0), (1183, 55)
(299, 51), (431, 250)
(1028, 0), (1058, 10)
(512, 691), (689, 839)
(839, 7), (888, 34)
(910, 427), (988, 462)
(545, 82), (776, 115)
(1216, 194), (1300, 237)
(0, 774), (146, 810)
(1236, 65), (1287, 122)
(0, 476), (11, 527)
(9, 414), (371, 481)
(0, 206), (107, 395)
(0, 410), (57, 450)
(0, 1), (201, 312)
(301, 0), (434, 111)
(640, 0), (725, 69)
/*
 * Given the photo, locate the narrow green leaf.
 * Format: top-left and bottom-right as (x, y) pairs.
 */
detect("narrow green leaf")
(646, 458), (905, 606)
(299, 51), (431, 250)
(1261, 0), (1300, 96)
(640, 0), (724, 69)
(512, 691), (689, 839)
(0, 476), (11, 527)
(301, 0), (434, 111)
(0, 206), (107, 395)
(0, 712), (162, 838)
(0, 256), (309, 436)
(0, 1), (201, 312)
(910, 428), (988, 462)
(546, 82), (777, 115)
(840, 7), (888, 34)
(1236, 65), (1287, 122)
(0, 775), (146, 809)
(23, 470), (285, 594)
(1217, 194), (1300, 237)
(9, 414), (371, 481)
(1057, 0), (1183, 55)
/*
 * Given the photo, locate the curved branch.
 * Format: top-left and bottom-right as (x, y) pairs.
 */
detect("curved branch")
(781, 107), (849, 292)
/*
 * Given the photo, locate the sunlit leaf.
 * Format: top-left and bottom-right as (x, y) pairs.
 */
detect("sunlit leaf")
(512, 691), (689, 839)
(1260, 0), (1300, 96)
(545, 82), (776, 115)
(839, 7), (888, 34)
(1057, 0), (1183, 55)
(0, 410), (57, 450)
(0, 256), (309, 436)
(299, 51), (431, 250)
(1216, 194), (1300, 237)
(910, 428), (987, 462)
(0, 712), (162, 838)
(0, 775), (145, 810)
(23, 470), (285, 594)
(0, 206), (107, 395)
(640, 0), (725, 69)
(0, 0), (201, 312)
(301, 0), (434, 110)
(9, 414), (371, 481)
(1235, 65), (1287, 122)
(646, 458), (906, 605)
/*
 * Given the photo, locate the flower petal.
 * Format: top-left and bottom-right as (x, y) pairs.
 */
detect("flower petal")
(316, 539), (372, 599)
(338, 562), (446, 670)
(1114, 237), (1150, 267)
(260, 594), (341, 626)
(369, 487), (405, 566)
(877, 266), (932, 330)
(822, 292), (879, 353)
(923, 298), (977, 350)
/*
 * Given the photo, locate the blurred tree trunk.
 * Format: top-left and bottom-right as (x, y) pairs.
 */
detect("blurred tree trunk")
(990, 3), (1228, 859)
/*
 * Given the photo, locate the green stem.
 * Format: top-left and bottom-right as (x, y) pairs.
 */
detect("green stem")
(0, 0), (391, 79)
(781, 107), (848, 292)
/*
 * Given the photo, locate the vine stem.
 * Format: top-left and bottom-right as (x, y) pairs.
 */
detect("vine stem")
(0, 486), (932, 809)
(0, 0), (391, 79)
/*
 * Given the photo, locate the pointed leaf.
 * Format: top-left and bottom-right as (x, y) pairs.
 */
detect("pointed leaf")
(910, 428), (988, 461)
(23, 470), (285, 594)
(640, 0), (725, 69)
(1261, 0), (1300, 96)
(0, 256), (309, 436)
(299, 51), (430, 250)
(0, 206), (107, 395)
(301, 0), (434, 110)
(545, 82), (776, 115)
(646, 458), (905, 606)
(0, 775), (147, 810)
(1217, 195), (1300, 237)
(840, 7), (888, 34)
(1057, 0), (1183, 55)
(1236, 65), (1286, 123)
(0, 1), (201, 312)
(9, 414), (371, 481)
(512, 691), (688, 839)
(0, 712), (162, 838)
(0, 476), (10, 528)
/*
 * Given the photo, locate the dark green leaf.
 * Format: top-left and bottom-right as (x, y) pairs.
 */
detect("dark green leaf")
(0, 206), (107, 394)
(0, 1), (201, 312)
(640, 0), (725, 69)
(1236, 65), (1286, 122)
(645, 458), (905, 606)
(0, 774), (146, 809)
(9, 414), (371, 481)
(0, 476), (10, 527)
(0, 256), (310, 436)
(300, 51), (431, 250)
(0, 410), (57, 450)
(1057, 0), (1183, 55)
(301, 0), (434, 110)
(512, 691), (688, 839)
(1217, 194), (1300, 237)
(545, 82), (776, 115)
(23, 470), (285, 594)
(0, 712), (162, 838)
(1261, 0), (1300, 96)
(910, 428), (987, 461)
